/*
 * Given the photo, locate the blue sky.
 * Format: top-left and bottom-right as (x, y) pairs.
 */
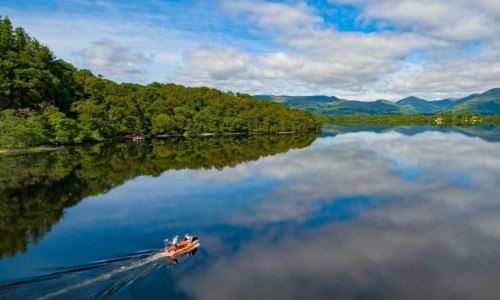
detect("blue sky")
(1, 0), (499, 100)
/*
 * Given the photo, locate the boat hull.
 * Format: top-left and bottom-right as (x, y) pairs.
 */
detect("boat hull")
(164, 241), (200, 258)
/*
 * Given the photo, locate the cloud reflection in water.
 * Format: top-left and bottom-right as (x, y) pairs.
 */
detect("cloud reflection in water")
(183, 131), (500, 299)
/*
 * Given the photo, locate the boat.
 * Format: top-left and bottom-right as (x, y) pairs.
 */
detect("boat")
(164, 235), (200, 258)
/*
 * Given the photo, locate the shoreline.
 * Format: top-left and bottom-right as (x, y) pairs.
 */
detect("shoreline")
(0, 146), (63, 156)
(0, 130), (320, 155)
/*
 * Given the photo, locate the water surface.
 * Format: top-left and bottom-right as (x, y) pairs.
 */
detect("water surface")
(1, 127), (499, 299)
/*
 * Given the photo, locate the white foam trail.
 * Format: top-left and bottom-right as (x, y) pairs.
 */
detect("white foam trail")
(38, 251), (166, 300)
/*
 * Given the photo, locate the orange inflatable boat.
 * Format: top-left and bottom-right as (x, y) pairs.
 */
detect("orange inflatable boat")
(164, 235), (200, 258)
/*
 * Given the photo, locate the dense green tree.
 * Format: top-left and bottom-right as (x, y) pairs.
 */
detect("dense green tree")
(0, 17), (61, 110)
(0, 18), (320, 149)
(48, 59), (80, 112)
(0, 109), (47, 148)
(47, 111), (79, 144)
(151, 113), (176, 135)
(71, 100), (111, 141)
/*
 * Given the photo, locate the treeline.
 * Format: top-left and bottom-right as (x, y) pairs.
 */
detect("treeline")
(481, 114), (500, 125)
(322, 113), (500, 127)
(0, 134), (318, 257)
(0, 17), (320, 149)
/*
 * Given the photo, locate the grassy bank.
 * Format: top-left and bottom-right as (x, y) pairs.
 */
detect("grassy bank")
(321, 113), (500, 127)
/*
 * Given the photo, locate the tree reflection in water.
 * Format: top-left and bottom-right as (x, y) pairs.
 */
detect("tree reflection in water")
(0, 133), (318, 258)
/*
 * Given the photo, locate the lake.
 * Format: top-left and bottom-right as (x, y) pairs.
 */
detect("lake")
(1, 125), (500, 299)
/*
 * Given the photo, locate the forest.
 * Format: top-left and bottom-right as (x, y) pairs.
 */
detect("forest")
(0, 17), (321, 149)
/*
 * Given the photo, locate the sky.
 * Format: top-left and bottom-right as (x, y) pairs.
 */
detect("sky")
(1, 0), (499, 100)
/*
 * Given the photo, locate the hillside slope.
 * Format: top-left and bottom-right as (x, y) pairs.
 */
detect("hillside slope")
(255, 89), (500, 114)
(0, 17), (321, 149)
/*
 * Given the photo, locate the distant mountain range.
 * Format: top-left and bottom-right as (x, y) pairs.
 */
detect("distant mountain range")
(254, 88), (500, 114)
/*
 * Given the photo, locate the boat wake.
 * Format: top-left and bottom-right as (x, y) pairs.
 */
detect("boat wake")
(0, 249), (172, 300)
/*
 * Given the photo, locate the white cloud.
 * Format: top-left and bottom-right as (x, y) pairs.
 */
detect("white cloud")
(330, 0), (500, 98)
(170, 0), (500, 99)
(336, 0), (500, 42)
(75, 39), (151, 77)
(175, 47), (256, 80)
(1, 6), (198, 83)
(381, 39), (500, 98)
(171, 46), (268, 92)
(224, 0), (322, 33)
(171, 3), (432, 96)
(2, 0), (500, 98)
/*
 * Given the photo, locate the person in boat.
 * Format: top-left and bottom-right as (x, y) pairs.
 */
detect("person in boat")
(171, 235), (179, 250)
(165, 234), (196, 252)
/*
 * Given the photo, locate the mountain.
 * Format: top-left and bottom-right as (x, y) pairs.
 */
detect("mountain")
(448, 89), (500, 113)
(324, 99), (407, 115)
(254, 89), (500, 114)
(433, 99), (455, 108)
(253, 95), (340, 114)
(254, 95), (339, 105)
(254, 95), (409, 114)
(396, 96), (445, 113)
(482, 88), (500, 97)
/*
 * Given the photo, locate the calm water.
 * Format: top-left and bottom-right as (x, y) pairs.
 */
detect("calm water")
(1, 126), (500, 299)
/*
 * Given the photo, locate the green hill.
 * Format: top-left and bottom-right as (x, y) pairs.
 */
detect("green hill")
(325, 99), (409, 115)
(255, 88), (500, 115)
(0, 17), (320, 149)
(396, 96), (444, 113)
(254, 95), (339, 104)
(448, 89), (500, 113)
(254, 95), (409, 114)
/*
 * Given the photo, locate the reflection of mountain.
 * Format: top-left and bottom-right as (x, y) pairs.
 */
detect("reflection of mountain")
(395, 125), (500, 142)
(321, 125), (393, 137)
(321, 125), (500, 142)
(0, 134), (318, 258)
